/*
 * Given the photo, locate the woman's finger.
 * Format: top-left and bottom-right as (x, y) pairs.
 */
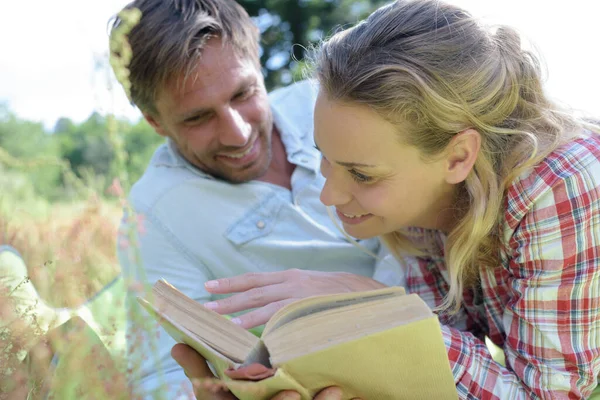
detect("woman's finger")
(204, 284), (294, 315)
(232, 299), (297, 329)
(204, 271), (288, 294)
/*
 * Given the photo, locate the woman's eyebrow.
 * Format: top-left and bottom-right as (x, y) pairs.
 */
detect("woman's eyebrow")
(336, 160), (377, 168)
(313, 142), (377, 168)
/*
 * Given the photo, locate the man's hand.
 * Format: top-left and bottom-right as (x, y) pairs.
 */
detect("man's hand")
(172, 343), (236, 400)
(172, 344), (348, 400)
(270, 387), (344, 400)
(202, 270), (386, 329)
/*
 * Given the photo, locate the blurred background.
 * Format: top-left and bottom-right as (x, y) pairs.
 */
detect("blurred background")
(1, 0), (598, 210)
(0, 0), (598, 398)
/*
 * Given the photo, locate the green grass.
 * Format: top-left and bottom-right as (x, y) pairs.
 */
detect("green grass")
(1, 197), (130, 399)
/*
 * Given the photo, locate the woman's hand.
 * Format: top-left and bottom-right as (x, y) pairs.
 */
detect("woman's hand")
(172, 344), (347, 400)
(203, 269), (386, 328)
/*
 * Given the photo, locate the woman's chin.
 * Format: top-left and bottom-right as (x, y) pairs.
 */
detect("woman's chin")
(342, 224), (380, 240)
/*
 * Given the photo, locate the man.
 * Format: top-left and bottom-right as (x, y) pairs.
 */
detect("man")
(110, 1), (403, 398)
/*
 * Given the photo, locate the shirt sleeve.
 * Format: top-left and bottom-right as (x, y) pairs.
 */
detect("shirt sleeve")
(444, 171), (600, 399)
(117, 208), (213, 400)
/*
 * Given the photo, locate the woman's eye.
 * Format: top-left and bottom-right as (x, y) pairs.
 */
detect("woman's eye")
(349, 169), (373, 183)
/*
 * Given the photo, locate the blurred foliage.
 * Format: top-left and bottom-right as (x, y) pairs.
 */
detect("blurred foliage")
(0, 103), (163, 203)
(0, 105), (63, 200)
(0, 2), (394, 398)
(0, 1), (391, 204)
(239, 0), (391, 90)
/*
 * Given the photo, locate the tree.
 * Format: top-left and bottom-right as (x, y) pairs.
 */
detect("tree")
(238, 0), (390, 90)
(0, 104), (54, 160)
(122, 119), (164, 184)
(0, 104), (63, 199)
(56, 112), (114, 179)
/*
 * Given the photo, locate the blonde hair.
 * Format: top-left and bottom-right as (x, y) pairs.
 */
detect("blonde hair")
(314, 0), (598, 313)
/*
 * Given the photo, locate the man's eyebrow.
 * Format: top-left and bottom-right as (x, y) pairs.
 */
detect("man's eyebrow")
(313, 142), (377, 168)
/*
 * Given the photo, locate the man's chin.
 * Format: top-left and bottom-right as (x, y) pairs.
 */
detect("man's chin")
(214, 159), (270, 184)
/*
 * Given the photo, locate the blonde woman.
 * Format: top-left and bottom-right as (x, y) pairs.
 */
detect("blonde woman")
(175, 1), (600, 398)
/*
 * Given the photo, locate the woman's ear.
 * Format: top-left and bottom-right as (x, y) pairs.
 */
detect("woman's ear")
(443, 129), (481, 184)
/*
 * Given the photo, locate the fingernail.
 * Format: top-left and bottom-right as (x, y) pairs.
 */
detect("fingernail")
(203, 302), (217, 309)
(205, 280), (219, 289)
(231, 318), (242, 325)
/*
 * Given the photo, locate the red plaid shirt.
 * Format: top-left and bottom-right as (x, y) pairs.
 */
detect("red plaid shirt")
(404, 133), (600, 399)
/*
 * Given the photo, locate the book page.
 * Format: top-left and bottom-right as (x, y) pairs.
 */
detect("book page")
(263, 286), (405, 337)
(138, 297), (237, 369)
(264, 293), (430, 365)
(143, 280), (259, 363)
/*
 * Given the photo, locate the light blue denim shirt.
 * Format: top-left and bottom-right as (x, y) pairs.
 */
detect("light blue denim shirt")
(117, 80), (405, 399)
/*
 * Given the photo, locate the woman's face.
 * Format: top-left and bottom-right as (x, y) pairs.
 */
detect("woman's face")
(314, 91), (460, 239)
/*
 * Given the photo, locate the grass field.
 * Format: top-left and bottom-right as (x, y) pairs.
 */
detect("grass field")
(2, 198), (121, 306)
(1, 196), (130, 399)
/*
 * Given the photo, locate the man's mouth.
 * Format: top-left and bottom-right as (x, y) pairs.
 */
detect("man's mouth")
(218, 137), (257, 159)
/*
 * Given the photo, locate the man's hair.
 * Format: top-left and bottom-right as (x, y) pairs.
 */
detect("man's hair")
(109, 0), (259, 115)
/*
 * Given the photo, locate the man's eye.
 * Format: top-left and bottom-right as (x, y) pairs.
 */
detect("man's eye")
(233, 88), (254, 101)
(184, 114), (211, 125)
(349, 169), (373, 183)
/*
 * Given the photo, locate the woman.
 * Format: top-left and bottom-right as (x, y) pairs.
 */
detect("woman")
(175, 0), (600, 398)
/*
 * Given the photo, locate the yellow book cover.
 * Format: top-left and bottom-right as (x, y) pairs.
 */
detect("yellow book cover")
(138, 280), (457, 400)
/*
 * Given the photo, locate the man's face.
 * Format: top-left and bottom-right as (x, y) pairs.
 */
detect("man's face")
(145, 38), (273, 183)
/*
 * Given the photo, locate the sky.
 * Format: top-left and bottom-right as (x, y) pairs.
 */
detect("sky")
(1, 0), (598, 130)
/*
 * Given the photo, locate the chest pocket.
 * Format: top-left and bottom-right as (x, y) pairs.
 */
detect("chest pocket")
(223, 190), (377, 275)
(225, 192), (285, 246)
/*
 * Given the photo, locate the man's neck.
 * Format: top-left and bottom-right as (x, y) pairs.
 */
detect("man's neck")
(257, 126), (295, 190)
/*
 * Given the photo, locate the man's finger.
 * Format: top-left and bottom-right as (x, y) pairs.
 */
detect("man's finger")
(204, 271), (287, 294)
(270, 390), (301, 400)
(314, 386), (343, 400)
(171, 343), (213, 378)
(172, 345), (237, 399)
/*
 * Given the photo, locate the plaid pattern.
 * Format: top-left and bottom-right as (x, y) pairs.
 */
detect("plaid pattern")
(403, 134), (600, 399)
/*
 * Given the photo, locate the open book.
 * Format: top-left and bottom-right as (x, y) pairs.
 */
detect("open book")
(138, 279), (457, 400)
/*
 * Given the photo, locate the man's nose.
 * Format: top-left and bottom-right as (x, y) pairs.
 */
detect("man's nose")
(219, 107), (251, 147)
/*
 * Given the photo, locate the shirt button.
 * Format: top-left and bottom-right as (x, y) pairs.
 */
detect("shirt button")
(256, 221), (266, 229)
